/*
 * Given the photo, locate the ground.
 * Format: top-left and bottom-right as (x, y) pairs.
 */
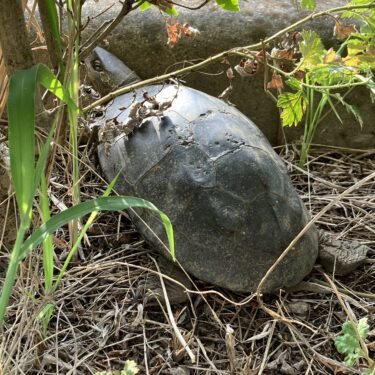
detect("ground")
(0, 145), (374, 374)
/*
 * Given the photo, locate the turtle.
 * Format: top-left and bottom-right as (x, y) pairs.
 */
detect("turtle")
(84, 47), (369, 302)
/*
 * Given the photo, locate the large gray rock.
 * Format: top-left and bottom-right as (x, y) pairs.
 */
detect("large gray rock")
(81, 0), (375, 147)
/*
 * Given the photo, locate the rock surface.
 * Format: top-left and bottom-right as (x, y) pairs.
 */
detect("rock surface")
(81, 0), (375, 147)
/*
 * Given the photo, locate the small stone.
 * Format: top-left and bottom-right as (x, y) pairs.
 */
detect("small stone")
(287, 302), (310, 317)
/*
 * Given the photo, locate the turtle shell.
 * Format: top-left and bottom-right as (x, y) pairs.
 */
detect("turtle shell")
(98, 84), (318, 292)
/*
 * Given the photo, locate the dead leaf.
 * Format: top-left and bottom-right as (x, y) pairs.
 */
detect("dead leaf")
(256, 50), (266, 61)
(323, 47), (342, 64)
(225, 325), (236, 374)
(180, 23), (200, 38)
(234, 58), (259, 77)
(226, 67), (234, 80)
(334, 20), (357, 41)
(267, 72), (284, 89)
(279, 31), (302, 51)
(218, 84), (233, 101)
(166, 22), (179, 47)
(271, 47), (294, 61)
(165, 20), (200, 47)
(294, 70), (305, 81)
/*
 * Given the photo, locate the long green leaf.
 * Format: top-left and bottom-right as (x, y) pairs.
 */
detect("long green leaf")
(43, 0), (63, 63)
(53, 175), (119, 291)
(19, 196), (174, 261)
(40, 172), (54, 292)
(8, 64), (77, 220)
(8, 67), (38, 219)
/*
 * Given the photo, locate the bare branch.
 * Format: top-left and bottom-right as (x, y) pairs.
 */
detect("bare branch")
(79, 0), (137, 60)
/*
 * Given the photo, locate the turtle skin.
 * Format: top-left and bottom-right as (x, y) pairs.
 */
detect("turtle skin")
(97, 83), (319, 293)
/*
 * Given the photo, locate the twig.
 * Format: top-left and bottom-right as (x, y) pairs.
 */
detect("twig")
(79, 0), (137, 60)
(152, 258), (196, 364)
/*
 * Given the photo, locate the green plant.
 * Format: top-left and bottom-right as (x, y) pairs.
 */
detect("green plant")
(335, 318), (375, 375)
(0, 63), (174, 328)
(95, 360), (139, 375)
(276, 10), (375, 166)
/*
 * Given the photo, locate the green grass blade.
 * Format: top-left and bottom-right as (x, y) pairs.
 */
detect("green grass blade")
(40, 172), (54, 292)
(7, 67), (38, 219)
(53, 176), (119, 291)
(19, 196), (174, 261)
(43, 0), (63, 65)
(7, 64), (77, 221)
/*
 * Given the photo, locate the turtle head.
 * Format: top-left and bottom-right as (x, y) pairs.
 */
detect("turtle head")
(85, 47), (141, 95)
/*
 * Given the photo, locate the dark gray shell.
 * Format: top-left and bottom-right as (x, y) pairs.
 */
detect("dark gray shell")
(98, 84), (319, 292)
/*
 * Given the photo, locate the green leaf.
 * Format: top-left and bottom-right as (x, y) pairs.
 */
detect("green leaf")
(299, 30), (326, 70)
(7, 67), (38, 220)
(332, 93), (364, 128)
(138, 1), (151, 11)
(123, 360), (139, 375)
(19, 196), (174, 261)
(43, 0), (64, 70)
(277, 91), (307, 126)
(165, 6), (179, 16)
(8, 64), (77, 220)
(335, 318), (369, 366)
(347, 39), (368, 56)
(301, 0), (316, 11)
(137, 0), (179, 15)
(286, 77), (303, 91)
(216, 0), (240, 11)
(52, 176), (119, 291)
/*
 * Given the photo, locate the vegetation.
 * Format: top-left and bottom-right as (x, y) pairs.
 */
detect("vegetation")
(0, 0), (374, 373)
(335, 318), (374, 374)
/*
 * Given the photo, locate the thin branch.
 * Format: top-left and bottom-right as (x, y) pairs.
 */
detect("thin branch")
(79, 0), (137, 60)
(171, 0), (210, 10)
(83, 1), (375, 113)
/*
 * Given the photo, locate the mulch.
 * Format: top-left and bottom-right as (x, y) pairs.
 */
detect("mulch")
(1, 145), (374, 375)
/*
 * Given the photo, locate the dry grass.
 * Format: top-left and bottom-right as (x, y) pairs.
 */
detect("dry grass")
(0, 144), (374, 375)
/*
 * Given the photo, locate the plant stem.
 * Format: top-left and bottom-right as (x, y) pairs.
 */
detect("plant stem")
(67, 0), (81, 244)
(0, 223), (27, 328)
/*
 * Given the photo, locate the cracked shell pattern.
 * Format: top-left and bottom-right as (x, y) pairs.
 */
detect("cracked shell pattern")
(98, 85), (319, 292)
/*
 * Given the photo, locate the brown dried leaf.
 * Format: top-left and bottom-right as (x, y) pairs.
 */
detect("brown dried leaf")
(271, 47), (294, 61)
(180, 23), (200, 38)
(267, 72), (284, 89)
(226, 67), (234, 80)
(280, 31), (302, 50)
(218, 85), (233, 101)
(165, 20), (200, 47)
(234, 58), (259, 77)
(166, 23), (180, 47)
(256, 50), (266, 61)
(334, 20), (357, 41)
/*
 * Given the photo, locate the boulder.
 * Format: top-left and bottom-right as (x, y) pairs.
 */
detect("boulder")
(81, 0), (375, 147)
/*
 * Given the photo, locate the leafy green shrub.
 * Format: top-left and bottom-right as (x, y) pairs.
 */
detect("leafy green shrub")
(335, 318), (374, 375)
